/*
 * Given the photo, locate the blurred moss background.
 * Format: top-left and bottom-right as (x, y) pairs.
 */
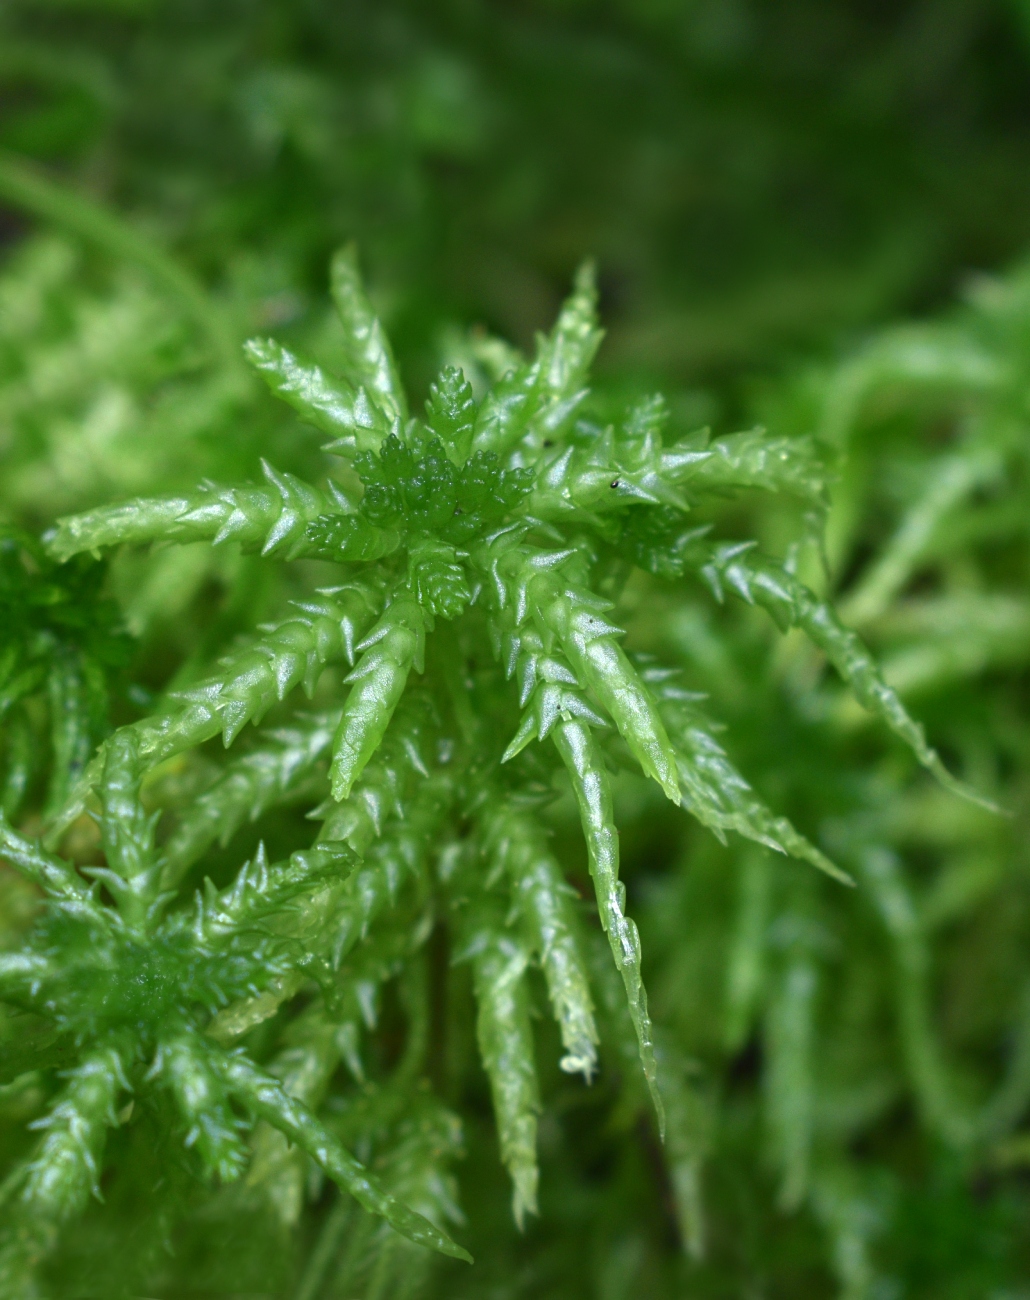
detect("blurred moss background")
(4, 2), (1030, 1297)
(6, 0), (1030, 402)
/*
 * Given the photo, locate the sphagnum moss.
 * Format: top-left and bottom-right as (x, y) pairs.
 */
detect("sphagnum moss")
(0, 247), (995, 1295)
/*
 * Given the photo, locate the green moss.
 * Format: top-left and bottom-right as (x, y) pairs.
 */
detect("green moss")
(1, 4), (1030, 1297)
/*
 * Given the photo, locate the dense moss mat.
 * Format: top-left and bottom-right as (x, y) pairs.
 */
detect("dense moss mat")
(1, 2), (1030, 1297)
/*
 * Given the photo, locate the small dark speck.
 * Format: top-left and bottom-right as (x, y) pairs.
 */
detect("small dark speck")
(543, 439), (554, 448)
(453, 507), (463, 515)
(610, 479), (621, 488)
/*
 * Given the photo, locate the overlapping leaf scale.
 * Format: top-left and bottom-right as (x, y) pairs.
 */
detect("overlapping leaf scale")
(244, 243), (406, 454)
(552, 715), (664, 1133)
(478, 536), (680, 803)
(359, 1100), (466, 1275)
(244, 337), (393, 453)
(158, 708), (342, 889)
(0, 1046), (128, 1293)
(407, 537), (473, 619)
(353, 430), (532, 546)
(695, 543), (996, 809)
(329, 243), (408, 428)
(317, 688), (438, 859)
(531, 576), (680, 805)
(152, 1032), (248, 1183)
(494, 621), (606, 762)
(211, 1051), (471, 1261)
(176, 582), (382, 751)
(47, 460), (339, 562)
(201, 780), (448, 1050)
(246, 1003), (358, 1226)
(526, 396), (704, 521)
(47, 579), (384, 840)
(625, 511), (997, 811)
(322, 769), (452, 970)
(639, 661), (849, 883)
(0, 810), (101, 911)
(685, 427), (830, 504)
(205, 761), (450, 1046)
(0, 818), (466, 1268)
(475, 541), (670, 1116)
(293, 1097), (465, 1300)
(471, 927), (540, 1229)
(524, 400), (826, 523)
(479, 798), (599, 1080)
(450, 861), (541, 1228)
(325, 921), (432, 1091)
(187, 840), (353, 951)
(425, 364), (476, 466)
(471, 262), (603, 461)
(328, 589), (426, 802)
(93, 728), (163, 931)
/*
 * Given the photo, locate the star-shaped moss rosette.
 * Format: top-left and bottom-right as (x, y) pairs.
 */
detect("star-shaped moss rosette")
(0, 246), (989, 1290)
